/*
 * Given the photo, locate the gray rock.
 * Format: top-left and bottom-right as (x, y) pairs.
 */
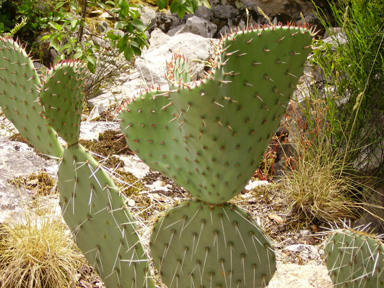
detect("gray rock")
(79, 122), (121, 140)
(139, 6), (157, 27)
(242, 0), (315, 19)
(195, 6), (214, 21)
(212, 4), (239, 19)
(92, 35), (111, 49)
(169, 16), (217, 38)
(97, 21), (109, 33)
(0, 137), (58, 223)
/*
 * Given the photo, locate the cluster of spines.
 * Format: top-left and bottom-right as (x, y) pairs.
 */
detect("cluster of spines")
(149, 200), (276, 288)
(59, 144), (154, 288)
(325, 228), (384, 287)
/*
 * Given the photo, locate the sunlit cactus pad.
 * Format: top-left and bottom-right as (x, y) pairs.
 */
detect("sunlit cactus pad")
(325, 229), (384, 287)
(40, 60), (86, 145)
(119, 24), (313, 204)
(150, 200), (276, 288)
(59, 144), (154, 288)
(0, 37), (63, 157)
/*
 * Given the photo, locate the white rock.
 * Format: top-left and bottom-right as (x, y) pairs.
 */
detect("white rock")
(169, 16), (217, 38)
(118, 155), (150, 179)
(135, 28), (218, 85)
(245, 180), (270, 190)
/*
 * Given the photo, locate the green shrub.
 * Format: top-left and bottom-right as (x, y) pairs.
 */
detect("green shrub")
(312, 0), (384, 174)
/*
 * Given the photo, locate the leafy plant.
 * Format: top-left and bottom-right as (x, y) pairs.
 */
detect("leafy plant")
(312, 0), (384, 173)
(157, 0), (210, 18)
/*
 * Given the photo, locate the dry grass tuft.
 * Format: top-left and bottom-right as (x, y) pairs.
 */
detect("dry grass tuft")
(283, 147), (360, 228)
(281, 101), (362, 228)
(0, 211), (83, 288)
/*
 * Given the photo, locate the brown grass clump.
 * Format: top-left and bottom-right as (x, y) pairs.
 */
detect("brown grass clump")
(0, 211), (83, 288)
(281, 101), (361, 228)
(283, 146), (360, 228)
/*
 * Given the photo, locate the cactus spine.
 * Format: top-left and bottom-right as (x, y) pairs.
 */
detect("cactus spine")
(325, 229), (384, 287)
(119, 24), (314, 287)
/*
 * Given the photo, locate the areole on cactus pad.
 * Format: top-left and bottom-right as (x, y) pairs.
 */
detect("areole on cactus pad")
(118, 24), (314, 204)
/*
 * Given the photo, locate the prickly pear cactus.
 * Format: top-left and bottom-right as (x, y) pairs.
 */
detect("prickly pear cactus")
(324, 229), (384, 287)
(0, 37), (154, 287)
(150, 200), (276, 288)
(0, 37), (63, 157)
(59, 144), (154, 288)
(39, 60), (86, 146)
(119, 24), (314, 288)
(119, 24), (313, 204)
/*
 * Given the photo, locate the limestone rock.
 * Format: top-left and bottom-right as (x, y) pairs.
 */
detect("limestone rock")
(135, 28), (218, 85)
(168, 15), (217, 38)
(0, 137), (58, 223)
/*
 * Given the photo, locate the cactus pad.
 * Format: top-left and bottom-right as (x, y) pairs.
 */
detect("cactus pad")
(0, 37), (63, 157)
(325, 229), (384, 287)
(59, 144), (154, 288)
(150, 200), (276, 288)
(40, 61), (86, 145)
(119, 25), (313, 204)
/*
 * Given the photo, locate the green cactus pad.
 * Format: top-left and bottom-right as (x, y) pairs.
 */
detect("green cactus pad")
(119, 25), (313, 204)
(0, 37), (63, 157)
(59, 144), (154, 288)
(325, 229), (384, 287)
(40, 61), (86, 145)
(150, 200), (276, 288)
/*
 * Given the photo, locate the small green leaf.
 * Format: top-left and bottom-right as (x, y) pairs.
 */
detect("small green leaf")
(40, 34), (50, 41)
(132, 19), (147, 32)
(157, 0), (168, 9)
(87, 55), (97, 67)
(124, 46), (134, 61)
(96, 2), (106, 9)
(71, 19), (79, 30)
(48, 21), (62, 31)
(107, 31), (121, 41)
(119, 0), (130, 17)
(73, 52), (83, 59)
(87, 61), (96, 73)
(117, 36), (127, 53)
(177, 7), (186, 19)
(55, 2), (67, 9)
